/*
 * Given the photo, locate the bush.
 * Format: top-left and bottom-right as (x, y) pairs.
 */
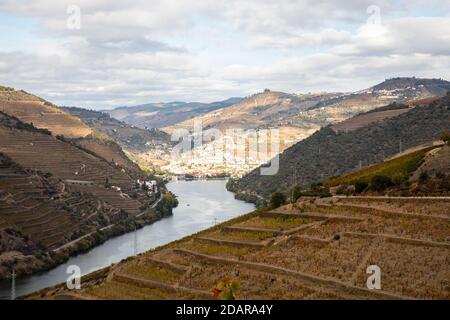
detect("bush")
(310, 182), (323, 192)
(291, 185), (302, 202)
(392, 172), (406, 186)
(370, 175), (394, 191)
(440, 130), (450, 145)
(355, 182), (368, 193)
(419, 171), (429, 183)
(335, 185), (347, 195)
(269, 192), (286, 209)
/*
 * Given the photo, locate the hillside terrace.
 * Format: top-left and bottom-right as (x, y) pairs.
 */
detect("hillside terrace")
(30, 196), (449, 300)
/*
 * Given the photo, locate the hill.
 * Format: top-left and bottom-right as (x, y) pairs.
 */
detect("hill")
(323, 143), (449, 197)
(106, 98), (242, 129)
(166, 78), (450, 134)
(62, 107), (173, 171)
(0, 86), (143, 174)
(0, 86), (92, 138)
(227, 93), (450, 202)
(0, 102), (176, 280)
(157, 78), (450, 177)
(25, 195), (450, 300)
(331, 102), (411, 132)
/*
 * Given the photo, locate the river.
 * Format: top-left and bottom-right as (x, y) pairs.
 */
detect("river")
(0, 179), (255, 299)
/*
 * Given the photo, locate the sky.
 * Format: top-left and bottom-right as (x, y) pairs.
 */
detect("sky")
(0, 0), (449, 109)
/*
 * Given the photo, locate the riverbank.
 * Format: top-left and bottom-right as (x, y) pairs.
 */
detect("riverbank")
(24, 195), (450, 300)
(0, 180), (255, 299)
(0, 192), (175, 282)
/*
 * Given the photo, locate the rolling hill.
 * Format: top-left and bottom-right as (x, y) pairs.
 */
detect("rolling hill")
(227, 93), (450, 202)
(0, 86), (92, 138)
(62, 107), (174, 171)
(26, 190), (450, 300)
(165, 78), (450, 134)
(158, 78), (450, 177)
(106, 97), (242, 129)
(0, 86), (144, 174)
(0, 90), (177, 280)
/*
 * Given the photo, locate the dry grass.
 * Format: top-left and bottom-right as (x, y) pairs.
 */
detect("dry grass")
(237, 216), (314, 230)
(26, 197), (450, 300)
(213, 230), (274, 241)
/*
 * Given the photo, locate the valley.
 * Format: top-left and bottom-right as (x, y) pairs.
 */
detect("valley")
(0, 78), (449, 300)
(2, 0), (450, 305)
(104, 78), (450, 178)
(0, 88), (178, 281)
(24, 195), (450, 300)
(0, 179), (254, 299)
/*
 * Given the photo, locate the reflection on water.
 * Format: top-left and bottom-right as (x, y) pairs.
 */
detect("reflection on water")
(0, 179), (255, 299)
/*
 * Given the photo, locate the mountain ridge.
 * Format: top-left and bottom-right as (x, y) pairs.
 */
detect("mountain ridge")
(227, 93), (450, 203)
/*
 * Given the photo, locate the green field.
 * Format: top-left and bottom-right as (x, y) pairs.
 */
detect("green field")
(324, 146), (436, 186)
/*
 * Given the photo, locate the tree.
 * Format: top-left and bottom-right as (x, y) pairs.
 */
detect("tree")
(392, 173), (406, 186)
(441, 130), (450, 145)
(291, 185), (302, 202)
(370, 175), (393, 191)
(355, 181), (368, 193)
(419, 171), (429, 183)
(269, 192), (286, 209)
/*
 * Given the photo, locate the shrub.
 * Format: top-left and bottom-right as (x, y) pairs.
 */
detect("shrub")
(440, 130), (450, 145)
(392, 172), (407, 186)
(370, 175), (393, 191)
(335, 185), (347, 195)
(419, 171), (429, 183)
(355, 182), (368, 193)
(212, 276), (240, 300)
(269, 192), (286, 209)
(291, 185), (302, 202)
(310, 182), (323, 192)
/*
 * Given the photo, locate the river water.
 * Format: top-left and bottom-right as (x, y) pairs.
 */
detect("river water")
(0, 179), (255, 299)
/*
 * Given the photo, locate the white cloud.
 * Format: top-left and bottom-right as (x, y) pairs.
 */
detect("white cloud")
(0, 0), (449, 108)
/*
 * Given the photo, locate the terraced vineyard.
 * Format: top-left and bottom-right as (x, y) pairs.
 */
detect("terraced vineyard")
(0, 156), (125, 253)
(30, 196), (449, 300)
(0, 111), (167, 280)
(0, 101), (92, 139)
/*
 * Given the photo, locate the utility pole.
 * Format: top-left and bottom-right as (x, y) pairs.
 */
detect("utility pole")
(291, 168), (297, 203)
(399, 138), (403, 153)
(11, 268), (15, 300)
(133, 226), (137, 256)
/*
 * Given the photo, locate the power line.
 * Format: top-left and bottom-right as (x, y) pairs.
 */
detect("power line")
(133, 226), (138, 256)
(11, 268), (15, 300)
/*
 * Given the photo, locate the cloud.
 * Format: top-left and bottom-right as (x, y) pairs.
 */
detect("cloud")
(0, 0), (449, 108)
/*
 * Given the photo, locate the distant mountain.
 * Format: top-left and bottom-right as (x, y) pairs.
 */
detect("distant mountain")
(370, 77), (450, 95)
(63, 106), (173, 171)
(308, 77), (450, 111)
(105, 97), (242, 129)
(227, 93), (450, 203)
(62, 107), (172, 151)
(159, 78), (450, 177)
(166, 77), (450, 136)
